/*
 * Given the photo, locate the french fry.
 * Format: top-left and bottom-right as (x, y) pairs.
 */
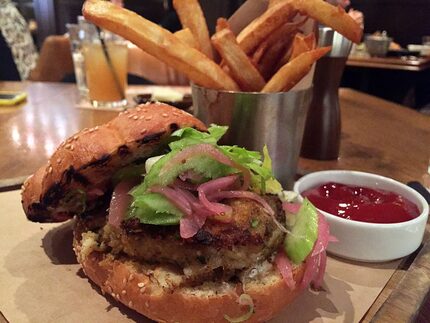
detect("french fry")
(173, 0), (213, 59)
(262, 46), (331, 92)
(289, 33), (311, 61)
(216, 18), (230, 33)
(304, 32), (316, 49)
(83, 0), (239, 91)
(237, 1), (296, 54)
(258, 40), (288, 80)
(174, 28), (200, 50)
(291, 0), (363, 43)
(211, 29), (266, 92)
(251, 18), (304, 65)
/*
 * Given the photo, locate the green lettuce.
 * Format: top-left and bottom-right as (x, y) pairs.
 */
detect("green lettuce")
(128, 193), (183, 225)
(129, 125), (282, 225)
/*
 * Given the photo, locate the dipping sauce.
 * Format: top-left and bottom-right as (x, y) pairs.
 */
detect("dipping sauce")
(302, 182), (420, 223)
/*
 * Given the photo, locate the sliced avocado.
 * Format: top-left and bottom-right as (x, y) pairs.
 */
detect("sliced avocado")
(284, 198), (319, 264)
(128, 192), (183, 225)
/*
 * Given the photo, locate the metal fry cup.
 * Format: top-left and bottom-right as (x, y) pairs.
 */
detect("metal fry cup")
(192, 83), (313, 189)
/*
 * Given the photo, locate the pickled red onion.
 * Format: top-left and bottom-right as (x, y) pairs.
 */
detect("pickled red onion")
(149, 185), (192, 216)
(300, 213), (331, 289)
(275, 251), (296, 290)
(197, 175), (238, 216)
(108, 181), (136, 228)
(173, 187), (210, 238)
(180, 217), (201, 239)
(282, 202), (301, 214)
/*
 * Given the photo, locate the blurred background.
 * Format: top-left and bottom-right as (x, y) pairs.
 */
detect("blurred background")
(3, 0), (430, 111)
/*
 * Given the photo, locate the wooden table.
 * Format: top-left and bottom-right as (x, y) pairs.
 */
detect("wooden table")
(347, 55), (430, 72)
(2, 81), (428, 189)
(1, 81), (430, 321)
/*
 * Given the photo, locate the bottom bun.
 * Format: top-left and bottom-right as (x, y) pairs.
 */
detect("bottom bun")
(74, 231), (305, 323)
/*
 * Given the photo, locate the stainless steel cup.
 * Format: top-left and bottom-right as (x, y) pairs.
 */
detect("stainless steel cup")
(192, 84), (313, 189)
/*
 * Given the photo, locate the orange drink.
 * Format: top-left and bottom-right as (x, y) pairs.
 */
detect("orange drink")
(83, 39), (128, 108)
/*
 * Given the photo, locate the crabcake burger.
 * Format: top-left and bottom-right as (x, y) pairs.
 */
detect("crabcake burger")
(22, 103), (330, 323)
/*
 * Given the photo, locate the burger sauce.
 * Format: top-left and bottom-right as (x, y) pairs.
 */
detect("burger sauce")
(302, 182), (420, 224)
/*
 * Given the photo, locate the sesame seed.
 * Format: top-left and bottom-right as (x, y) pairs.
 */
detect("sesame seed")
(143, 109), (148, 113)
(139, 115), (144, 120)
(133, 115), (138, 120)
(137, 282), (145, 288)
(121, 290), (126, 295)
(128, 115), (133, 119)
(48, 166), (53, 174)
(56, 158), (61, 164)
(128, 274), (134, 281)
(124, 110), (129, 114)
(162, 113), (169, 118)
(116, 293), (120, 299)
(122, 278), (127, 284)
(128, 301), (133, 307)
(70, 145), (74, 151)
(111, 292), (115, 298)
(89, 128), (95, 133)
(95, 126), (99, 130)
(73, 135), (78, 140)
(145, 116), (152, 121)
(173, 112), (180, 117)
(140, 287), (146, 293)
(136, 107), (141, 112)
(145, 301), (149, 308)
(65, 144), (71, 149)
(140, 129), (147, 135)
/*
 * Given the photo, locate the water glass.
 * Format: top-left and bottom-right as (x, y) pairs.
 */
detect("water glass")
(66, 23), (88, 99)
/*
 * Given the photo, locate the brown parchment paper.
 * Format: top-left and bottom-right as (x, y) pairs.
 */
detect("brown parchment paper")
(0, 190), (402, 322)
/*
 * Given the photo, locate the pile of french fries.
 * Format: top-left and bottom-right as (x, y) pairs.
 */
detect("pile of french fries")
(83, 0), (362, 93)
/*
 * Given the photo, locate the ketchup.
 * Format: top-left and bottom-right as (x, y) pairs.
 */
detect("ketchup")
(302, 182), (420, 224)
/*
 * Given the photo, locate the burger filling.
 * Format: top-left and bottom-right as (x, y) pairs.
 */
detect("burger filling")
(75, 125), (330, 293)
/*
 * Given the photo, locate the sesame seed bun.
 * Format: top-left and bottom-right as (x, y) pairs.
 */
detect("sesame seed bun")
(21, 103), (206, 223)
(73, 228), (305, 323)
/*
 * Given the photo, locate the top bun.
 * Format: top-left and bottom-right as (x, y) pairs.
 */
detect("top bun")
(21, 103), (206, 223)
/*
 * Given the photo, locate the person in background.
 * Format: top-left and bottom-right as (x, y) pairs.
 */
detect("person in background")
(0, 0), (38, 81)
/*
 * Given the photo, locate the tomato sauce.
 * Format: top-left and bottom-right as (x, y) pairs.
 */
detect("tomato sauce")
(302, 182), (420, 224)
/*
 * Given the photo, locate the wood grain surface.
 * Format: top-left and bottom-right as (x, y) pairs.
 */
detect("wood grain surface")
(347, 55), (430, 72)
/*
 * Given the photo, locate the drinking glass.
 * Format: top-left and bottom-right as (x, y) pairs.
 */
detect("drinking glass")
(82, 25), (128, 108)
(66, 23), (88, 99)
